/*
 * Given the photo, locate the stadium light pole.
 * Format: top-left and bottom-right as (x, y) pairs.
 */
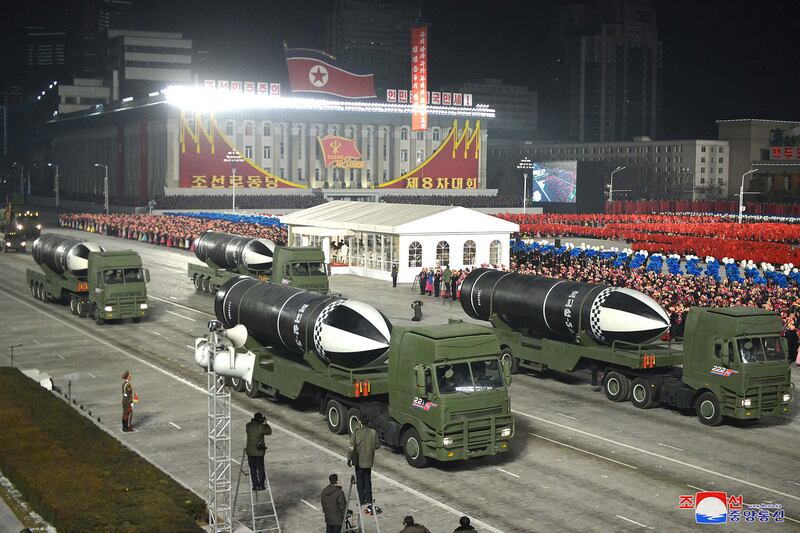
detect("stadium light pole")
(47, 163), (59, 210)
(738, 169), (758, 224)
(517, 157), (533, 214)
(93, 163), (109, 214)
(609, 166), (626, 202)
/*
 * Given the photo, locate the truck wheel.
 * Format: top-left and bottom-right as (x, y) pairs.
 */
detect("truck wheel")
(208, 282), (217, 294)
(346, 407), (361, 435)
(696, 392), (723, 426)
(201, 277), (210, 293)
(402, 427), (429, 468)
(93, 305), (105, 325)
(30, 284), (35, 297)
(69, 296), (78, 315)
(78, 300), (89, 318)
(230, 377), (246, 392)
(630, 378), (656, 409)
(603, 370), (630, 402)
(500, 348), (520, 374)
(325, 399), (347, 434)
(193, 275), (202, 291)
(244, 379), (260, 398)
(132, 317), (142, 323)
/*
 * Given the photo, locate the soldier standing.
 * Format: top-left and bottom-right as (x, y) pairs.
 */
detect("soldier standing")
(121, 371), (134, 432)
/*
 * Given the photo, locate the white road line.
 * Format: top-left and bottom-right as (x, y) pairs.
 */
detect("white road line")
(657, 442), (684, 452)
(496, 467), (520, 478)
(299, 499), (319, 511)
(165, 310), (196, 322)
(169, 422), (182, 430)
(231, 458), (240, 465)
(555, 412), (577, 420)
(786, 516), (800, 525)
(87, 372), (96, 379)
(2, 289), (505, 533)
(515, 409), (800, 502)
(788, 481), (800, 487)
(185, 344), (194, 350)
(151, 331), (161, 336)
(150, 295), (212, 316)
(616, 515), (649, 529)
(57, 354), (65, 360)
(686, 484), (705, 491)
(531, 433), (637, 470)
(32, 339), (39, 344)
(169, 296), (178, 300)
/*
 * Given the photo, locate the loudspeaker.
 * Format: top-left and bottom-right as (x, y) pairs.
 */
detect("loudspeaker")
(221, 324), (248, 348)
(194, 339), (255, 384)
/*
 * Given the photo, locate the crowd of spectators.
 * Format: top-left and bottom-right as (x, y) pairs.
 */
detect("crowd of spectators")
(154, 194), (324, 211)
(608, 199), (800, 217)
(382, 195), (524, 207)
(511, 242), (799, 358)
(58, 212), (287, 248)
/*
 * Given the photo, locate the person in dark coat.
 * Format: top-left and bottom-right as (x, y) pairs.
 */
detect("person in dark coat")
(121, 371), (134, 432)
(391, 264), (398, 288)
(246, 412), (272, 491)
(454, 515), (477, 532)
(399, 515), (431, 533)
(419, 267), (427, 295)
(433, 270), (441, 297)
(348, 414), (380, 515)
(321, 473), (347, 533)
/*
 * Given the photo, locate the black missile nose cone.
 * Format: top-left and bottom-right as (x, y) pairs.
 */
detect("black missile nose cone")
(590, 288), (670, 344)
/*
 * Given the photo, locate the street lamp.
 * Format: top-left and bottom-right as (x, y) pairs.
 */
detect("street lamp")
(8, 344), (23, 367)
(47, 163), (59, 210)
(93, 163), (109, 214)
(517, 157), (534, 214)
(609, 166), (626, 202)
(738, 169), (758, 224)
(223, 150), (244, 212)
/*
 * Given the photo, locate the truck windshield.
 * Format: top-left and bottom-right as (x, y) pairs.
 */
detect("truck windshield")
(737, 337), (786, 364)
(103, 268), (143, 284)
(290, 262), (326, 276)
(436, 360), (504, 393)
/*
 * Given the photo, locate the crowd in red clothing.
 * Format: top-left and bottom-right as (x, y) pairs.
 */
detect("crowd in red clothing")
(607, 199), (800, 217)
(511, 248), (799, 357)
(58, 213), (287, 247)
(497, 213), (800, 265)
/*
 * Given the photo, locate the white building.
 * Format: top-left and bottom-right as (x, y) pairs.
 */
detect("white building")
(281, 201), (519, 283)
(107, 30), (192, 98)
(56, 78), (111, 115)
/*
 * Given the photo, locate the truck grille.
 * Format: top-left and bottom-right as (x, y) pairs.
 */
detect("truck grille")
(451, 407), (503, 422)
(748, 375), (787, 386)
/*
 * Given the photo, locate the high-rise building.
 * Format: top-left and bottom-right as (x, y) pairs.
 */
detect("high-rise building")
(442, 79), (538, 141)
(24, 26), (68, 89)
(326, 0), (418, 91)
(107, 30), (193, 98)
(65, 0), (134, 77)
(546, 0), (662, 143)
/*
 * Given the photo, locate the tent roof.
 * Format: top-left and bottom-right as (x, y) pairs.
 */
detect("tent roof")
(281, 201), (519, 235)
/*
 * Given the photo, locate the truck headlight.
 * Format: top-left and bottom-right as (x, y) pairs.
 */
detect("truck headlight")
(742, 398), (752, 408)
(500, 427), (512, 438)
(442, 437), (453, 446)
(784, 393), (792, 403)
(5, 242), (11, 247)
(36, 224), (42, 229)
(16, 224), (22, 230)
(139, 303), (148, 310)
(21, 242), (26, 246)
(104, 305), (113, 312)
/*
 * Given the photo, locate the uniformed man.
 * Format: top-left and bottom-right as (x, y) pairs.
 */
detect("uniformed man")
(246, 412), (272, 491)
(399, 515), (432, 533)
(348, 414), (380, 515)
(121, 371), (134, 432)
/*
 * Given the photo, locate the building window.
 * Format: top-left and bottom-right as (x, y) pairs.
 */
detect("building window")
(383, 140), (388, 160)
(416, 131), (424, 141)
(244, 146), (253, 159)
(383, 169), (388, 181)
(463, 240), (476, 265)
(408, 241), (422, 267)
(718, 167), (723, 174)
(718, 178), (724, 184)
(244, 121), (254, 136)
(701, 157), (706, 163)
(279, 142), (285, 159)
(297, 168), (303, 180)
(701, 146), (706, 152)
(365, 138), (371, 159)
(263, 146), (271, 159)
(436, 241), (450, 266)
(263, 122), (271, 136)
(432, 128), (440, 142)
(719, 147), (724, 153)
(401, 149), (408, 162)
(366, 169), (371, 182)
(225, 121), (234, 136)
(700, 167), (705, 173)
(350, 168), (355, 181)
(400, 127), (409, 141)
(315, 168), (320, 180)
(416, 149), (424, 163)
(489, 240), (502, 265)
(718, 157), (723, 163)
(700, 177), (706, 184)
(279, 168), (285, 178)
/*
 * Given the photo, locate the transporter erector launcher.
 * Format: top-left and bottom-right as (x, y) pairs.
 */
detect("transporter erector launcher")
(32, 234), (104, 277)
(460, 268), (670, 345)
(194, 231), (276, 273)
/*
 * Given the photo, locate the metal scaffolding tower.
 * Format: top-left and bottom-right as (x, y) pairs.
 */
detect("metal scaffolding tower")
(206, 326), (233, 532)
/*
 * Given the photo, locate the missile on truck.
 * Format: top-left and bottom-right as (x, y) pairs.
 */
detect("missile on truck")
(187, 231), (329, 295)
(26, 234), (150, 325)
(196, 277), (515, 467)
(462, 268), (793, 426)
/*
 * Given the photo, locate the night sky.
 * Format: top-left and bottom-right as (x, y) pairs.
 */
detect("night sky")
(4, 0), (800, 139)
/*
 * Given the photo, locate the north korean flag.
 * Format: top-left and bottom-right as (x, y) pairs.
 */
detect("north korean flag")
(285, 48), (376, 99)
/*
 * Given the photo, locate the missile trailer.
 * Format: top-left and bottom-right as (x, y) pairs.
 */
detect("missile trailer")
(26, 234), (150, 325)
(462, 269), (793, 426)
(188, 231), (329, 295)
(210, 278), (514, 467)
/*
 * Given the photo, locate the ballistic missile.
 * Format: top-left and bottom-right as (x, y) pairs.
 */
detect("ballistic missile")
(32, 234), (104, 277)
(215, 277), (392, 368)
(460, 268), (670, 345)
(194, 231), (275, 273)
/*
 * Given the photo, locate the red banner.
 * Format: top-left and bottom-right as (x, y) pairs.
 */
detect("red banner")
(317, 135), (365, 168)
(411, 26), (428, 131)
(178, 112), (305, 189)
(379, 120), (480, 189)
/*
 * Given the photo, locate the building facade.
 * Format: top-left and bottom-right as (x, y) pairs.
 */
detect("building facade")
(107, 30), (193, 98)
(489, 137), (729, 200)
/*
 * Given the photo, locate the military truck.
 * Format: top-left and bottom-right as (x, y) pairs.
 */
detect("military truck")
(462, 269), (793, 426)
(26, 234), (150, 325)
(1, 205), (40, 252)
(188, 231), (329, 295)
(197, 278), (514, 467)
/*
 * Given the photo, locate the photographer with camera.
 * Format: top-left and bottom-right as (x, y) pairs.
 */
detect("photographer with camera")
(246, 412), (272, 491)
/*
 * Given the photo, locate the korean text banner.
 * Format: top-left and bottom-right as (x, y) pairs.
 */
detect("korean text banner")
(411, 26), (428, 131)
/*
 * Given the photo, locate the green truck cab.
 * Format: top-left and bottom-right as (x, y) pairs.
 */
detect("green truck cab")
(1, 206), (40, 252)
(232, 322), (513, 467)
(189, 245), (329, 295)
(492, 306), (793, 426)
(27, 236), (149, 325)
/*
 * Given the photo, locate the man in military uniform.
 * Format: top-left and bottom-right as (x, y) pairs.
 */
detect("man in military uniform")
(348, 414), (380, 515)
(121, 371), (134, 432)
(246, 412), (272, 491)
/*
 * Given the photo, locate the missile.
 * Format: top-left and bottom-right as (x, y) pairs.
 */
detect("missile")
(194, 231), (275, 273)
(32, 234), (104, 277)
(460, 268), (670, 345)
(215, 277), (392, 368)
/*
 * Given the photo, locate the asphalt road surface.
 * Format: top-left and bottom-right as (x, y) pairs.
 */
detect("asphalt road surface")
(1, 229), (798, 532)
